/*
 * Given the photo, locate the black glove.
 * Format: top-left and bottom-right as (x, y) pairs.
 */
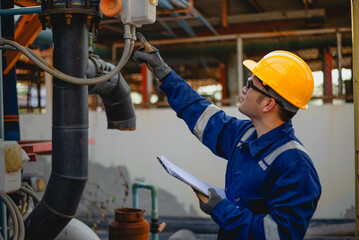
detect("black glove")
(195, 188), (223, 215)
(133, 46), (172, 82)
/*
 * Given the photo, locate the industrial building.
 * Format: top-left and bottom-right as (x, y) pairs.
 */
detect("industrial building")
(0, 0), (355, 239)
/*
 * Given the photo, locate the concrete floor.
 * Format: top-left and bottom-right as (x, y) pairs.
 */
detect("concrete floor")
(80, 216), (355, 240)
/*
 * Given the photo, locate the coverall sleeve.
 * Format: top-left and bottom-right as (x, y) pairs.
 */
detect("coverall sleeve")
(160, 71), (241, 158)
(211, 151), (321, 239)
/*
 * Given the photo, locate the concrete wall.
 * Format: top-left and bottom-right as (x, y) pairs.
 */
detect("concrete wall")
(19, 103), (354, 219)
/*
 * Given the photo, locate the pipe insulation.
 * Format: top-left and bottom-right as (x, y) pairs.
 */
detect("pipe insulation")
(24, 13), (89, 239)
(87, 55), (136, 130)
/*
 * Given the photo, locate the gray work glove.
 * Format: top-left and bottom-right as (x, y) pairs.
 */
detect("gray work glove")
(194, 188), (223, 215)
(133, 46), (172, 81)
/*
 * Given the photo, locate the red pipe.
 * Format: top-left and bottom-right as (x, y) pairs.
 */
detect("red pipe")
(141, 64), (149, 108)
(219, 63), (227, 106)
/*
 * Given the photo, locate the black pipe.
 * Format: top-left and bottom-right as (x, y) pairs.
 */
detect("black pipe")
(87, 55), (136, 130)
(24, 13), (89, 239)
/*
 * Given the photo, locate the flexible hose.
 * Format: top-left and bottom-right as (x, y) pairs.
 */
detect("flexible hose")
(0, 186), (38, 240)
(0, 24), (136, 85)
(19, 186), (40, 205)
(4, 194), (24, 240)
(0, 194), (19, 240)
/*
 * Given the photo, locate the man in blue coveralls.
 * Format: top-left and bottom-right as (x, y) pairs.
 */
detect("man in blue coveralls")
(134, 43), (321, 239)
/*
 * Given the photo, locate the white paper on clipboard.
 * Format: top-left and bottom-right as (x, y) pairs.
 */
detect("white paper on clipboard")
(157, 155), (226, 199)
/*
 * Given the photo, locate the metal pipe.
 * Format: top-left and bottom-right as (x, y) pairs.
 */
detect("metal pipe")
(112, 28), (352, 48)
(351, 0), (359, 238)
(237, 37), (243, 96)
(175, 0), (219, 36)
(24, 12), (89, 239)
(132, 182), (160, 240)
(0, 6), (41, 16)
(87, 55), (136, 130)
(221, 0), (228, 28)
(132, 182), (158, 220)
(159, 0), (196, 37)
(158, 21), (178, 38)
(0, 1), (7, 239)
(337, 31), (343, 95)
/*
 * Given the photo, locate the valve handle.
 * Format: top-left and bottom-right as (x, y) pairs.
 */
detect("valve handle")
(157, 222), (166, 233)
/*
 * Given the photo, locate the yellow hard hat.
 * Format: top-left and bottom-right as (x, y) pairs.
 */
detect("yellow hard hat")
(243, 50), (314, 110)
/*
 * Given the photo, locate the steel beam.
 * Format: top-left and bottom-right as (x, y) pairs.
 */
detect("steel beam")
(157, 9), (326, 29)
(248, 0), (264, 12)
(159, 0), (196, 37)
(4, 13), (42, 74)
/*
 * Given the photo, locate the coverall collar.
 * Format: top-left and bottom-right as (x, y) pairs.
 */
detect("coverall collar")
(248, 120), (293, 158)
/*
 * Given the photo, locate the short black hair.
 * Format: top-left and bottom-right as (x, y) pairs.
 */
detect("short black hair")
(277, 106), (297, 122)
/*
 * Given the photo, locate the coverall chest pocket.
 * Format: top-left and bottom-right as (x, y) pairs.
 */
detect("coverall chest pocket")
(235, 196), (268, 215)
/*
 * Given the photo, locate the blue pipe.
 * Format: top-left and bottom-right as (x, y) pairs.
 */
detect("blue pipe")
(175, 0), (219, 36)
(159, 21), (178, 39)
(0, 203), (6, 240)
(0, 6), (41, 16)
(159, 0), (196, 37)
(132, 182), (160, 240)
(0, 1), (7, 239)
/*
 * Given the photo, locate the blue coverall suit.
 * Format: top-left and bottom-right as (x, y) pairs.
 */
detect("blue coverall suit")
(160, 71), (322, 240)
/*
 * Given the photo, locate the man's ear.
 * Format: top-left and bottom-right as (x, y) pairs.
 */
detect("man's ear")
(262, 98), (277, 113)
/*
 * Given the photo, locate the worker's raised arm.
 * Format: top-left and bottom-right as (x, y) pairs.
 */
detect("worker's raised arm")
(134, 43), (242, 159)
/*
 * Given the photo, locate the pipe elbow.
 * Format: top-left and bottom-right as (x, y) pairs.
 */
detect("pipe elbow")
(87, 56), (136, 130)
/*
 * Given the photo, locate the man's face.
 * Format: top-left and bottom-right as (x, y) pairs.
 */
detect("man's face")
(237, 75), (269, 118)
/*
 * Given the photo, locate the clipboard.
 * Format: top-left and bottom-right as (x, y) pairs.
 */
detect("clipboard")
(157, 155), (226, 199)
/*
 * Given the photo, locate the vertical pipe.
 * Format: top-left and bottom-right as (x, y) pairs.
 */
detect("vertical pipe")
(0, 0), (7, 238)
(237, 37), (243, 96)
(24, 12), (89, 240)
(36, 73), (41, 113)
(337, 31), (343, 95)
(221, 0), (227, 28)
(141, 64), (149, 108)
(0, 0), (6, 239)
(0, 0), (3, 138)
(147, 66), (152, 104)
(44, 57), (52, 116)
(219, 62), (227, 106)
(323, 49), (333, 103)
(351, 0), (359, 238)
(132, 182), (160, 240)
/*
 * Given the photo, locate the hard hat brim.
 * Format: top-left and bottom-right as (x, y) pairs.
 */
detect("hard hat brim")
(243, 59), (257, 72)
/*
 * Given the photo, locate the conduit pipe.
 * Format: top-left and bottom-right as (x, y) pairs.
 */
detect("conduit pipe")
(175, 0), (219, 36)
(133, 182), (166, 240)
(112, 27), (352, 49)
(337, 31), (343, 95)
(0, 6), (41, 16)
(158, 0), (196, 37)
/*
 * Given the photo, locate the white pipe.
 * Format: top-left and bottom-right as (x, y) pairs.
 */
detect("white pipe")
(237, 37), (243, 96)
(337, 31), (343, 95)
(112, 27), (352, 48)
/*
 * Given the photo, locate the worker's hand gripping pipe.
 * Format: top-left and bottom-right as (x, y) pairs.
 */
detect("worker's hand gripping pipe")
(0, 24), (136, 85)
